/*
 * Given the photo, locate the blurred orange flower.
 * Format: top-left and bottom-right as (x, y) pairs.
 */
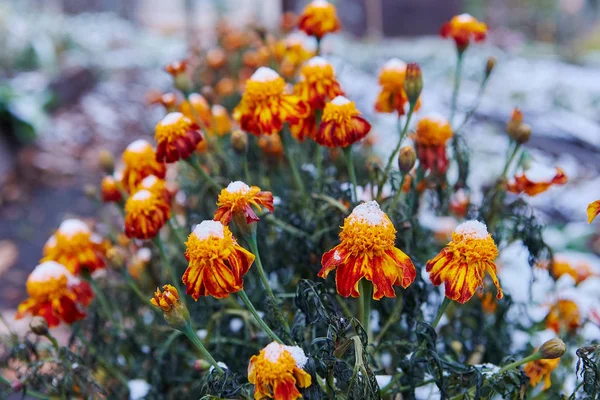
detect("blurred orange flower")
(298, 0), (341, 39)
(124, 189), (171, 240)
(211, 105), (232, 136)
(524, 356), (559, 390)
(375, 58), (421, 116)
(440, 13), (487, 51)
(101, 175), (123, 203)
(214, 181), (274, 226)
(121, 139), (167, 193)
(412, 116), (454, 174)
(315, 96), (371, 148)
(155, 112), (203, 163)
(294, 56), (344, 109)
(550, 258), (594, 285)
(587, 200), (600, 223)
(546, 299), (580, 334)
(273, 33), (316, 78)
(506, 166), (567, 196)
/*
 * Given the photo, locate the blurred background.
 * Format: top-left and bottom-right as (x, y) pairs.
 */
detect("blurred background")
(1, 0), (599, 313)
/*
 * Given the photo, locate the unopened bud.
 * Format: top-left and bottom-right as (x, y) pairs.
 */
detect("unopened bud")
(194, 359), (212, 371)
(30, 316), (49, 336)
(485, 56), (496, 78)
(506, 108), (525, 142)
(398, 146), (416, 173)
(404, 63), (423, 106)
(514, 123), (531, 144)
(538, 338), (566, 359)
(150, 285), (190, 331)
(165, 60), (191, 93)
(98, 150), (114, 174)
(231, 130), (249, 154)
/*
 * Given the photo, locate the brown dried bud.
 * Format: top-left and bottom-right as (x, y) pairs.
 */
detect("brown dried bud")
(30, 316), (49, 336)
(485, 56), (496, 78)
(398, 146), (416, 173)
(539, 338), (566, 359)
(106, 247), (125, 269)
(231, 130), (248, 154)
(404, 63), (423, 106)
(98, 149), (114, 174)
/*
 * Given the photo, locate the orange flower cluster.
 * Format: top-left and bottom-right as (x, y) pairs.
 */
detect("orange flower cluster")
(506, 166), (567, 196)
(440, 13), (487, 51)
(548, 258), (594, 285)
(273, 32), (316, 78)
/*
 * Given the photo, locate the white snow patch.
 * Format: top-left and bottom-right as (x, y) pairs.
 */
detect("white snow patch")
(310, 0), (330, 8)
(456, 13), (474, 22)
(193, 221), (225, 240)
(376, 375), (392, 388)
(307, 56), (330, 67)
(226, 181), (250, 194)
(264, 342), (285, 362)
(137, 248), (152, 262)
(284, 345), (308, 368)
(212, 104), (226, 115)
(331, 95), (351, 106)
(128, 379), (151, 400)
(454, 220), (488, 239)
(58, 219), (90, 236)
(382, 58), (406, 72)
(350, 201), (385, 225)
(524, 164), (559, 183)
(189, 93), (208, 106)
(229, 318), (244, 332)
(127, 139), (151, 153)
(160, 112), (184, 126)
(250, 67), (280, 83)
(140, 175), (159, 188)
(131, 189), (152, 201)
(28, 261), (76, 285)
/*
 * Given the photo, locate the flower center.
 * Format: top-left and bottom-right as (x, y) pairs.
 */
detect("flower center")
(156, 113), (194, 141)
(322, 98), (359, 123)
(186, 224), (235, 260)
(244, 77), (287, 104)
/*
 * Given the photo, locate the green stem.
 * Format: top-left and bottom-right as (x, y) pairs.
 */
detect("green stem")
(360, 280), (372, 341)
(124, 269), (154, 307)
(315, 145), (324, 192)
(242, 150), (251, 182)
(343, 146), (358, 203)
(182, 323), (224, 373)
(496, 352), (541, 376)
(501, 142), (520, 179)
(487, 142), (521, 232)
(449, 51), (464, 124)
(168, 218), (188, 247)
(387, 173), (407, 214)
(431, 297), (452, 329)
(281, 126), (309, 203)
(44, 332), (60, 353)
(153, 237), (186, 307)
(237, 289), (282, 343)
(374, 292), (403, 344)
(185, 155), (221, 191)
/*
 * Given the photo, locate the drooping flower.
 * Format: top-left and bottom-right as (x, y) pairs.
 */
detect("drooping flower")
(233, 67), (309, 136)
(412, 115), (454, 174)
(180, 93), (213, 128)
(506, 166), (567, 196)
(16, 261), (93, 327)
(273, 32), (316, 78)
(121, 139), (167, 193)
(210, 105), (232, 136)
(124, 189), (171, 240)
(298, 0), (341, 39)
(183, 221), (255, 300)
(440, 13), (487, 51)
(101, 175), (123, 203)
(294, 56), (343, 109)
(546, 299), (580, 334)
(248, 341), (312, 400)
(587, 200), (600, 223)
(524, 356), (559, 390)
(426, 220), (502, 304)
(374, 58), (421, 116)
(42, 219), (108, 275)
(214, 181), (274, 226)
(154, 112), (203, 163)
(315, 96), (371, 148)
(151, 284), (190, 330)
(319, 201), (416, 300)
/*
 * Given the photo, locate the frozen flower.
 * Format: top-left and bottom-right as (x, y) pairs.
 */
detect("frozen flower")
(295, 57), (344, 109)
(298, 0), (341, 39)
(549, 258), (594, 285)
(137, 175), (171, 203)
(315, 96), (371, 148)
(375, 58), (421, 116)
(506, 166), (567, 196)
(155, 112), (203, 163)
(273, 32), (316, 78)
(545, 299), (580, 334)
(124, 189), (171, 240)
(121, 139), (167, 193)
(440, 13), (487, 51)
(214, 181), (274, 226)
(319, 201), (416, 299)
(587, 200), (600, 223)
(16, 261), (93, 327)
(426, 220), (502, 304)
(412, 115), (453, 174)
(248, 341), (312, 400)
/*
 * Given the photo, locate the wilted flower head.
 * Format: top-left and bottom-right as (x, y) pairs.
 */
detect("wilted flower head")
(155, 112), (203, 163)
(151, 284), (190, 330)
(319, 201), (416, 299)
(183, 221), (255, 300)
(587, 200), (600, 224)
(233, 67), (309, 136)
(42, 219), (108, 275)
(524, 354), (560, 390)
(294, 56), (344, 109)
(214, 181), (274, 226)
(124, 189), (171, 240)
(426, 221), (502, 304)
(121, 139), (167, 193)
(16, 261), (93, 327)
(440, 13), (487, 51)
(375, 58), (421, 116)
(315, 96), (371, 148)
(506, 165), (567, 196)
(412, 115), (454, 174)
(546, 299), (580, 334)
(248, 341), (312, 400)
(298, 0), (341, 39)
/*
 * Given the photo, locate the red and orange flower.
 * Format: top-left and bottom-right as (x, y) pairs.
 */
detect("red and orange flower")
(440, 13), (487, 51)
(181, 93), (212, 128)
(233, 67), (309, 136)
(319, 201), (416, 300)
(137, 175), (172, 203)
(210, 105), (232, 136)
(214, 181), (274, 226)
(426, 220), (503, 304)
(375, 58), (421, 116)
(315, 96), (371, 148)
(42, 219), (108, 275)
(549, 258), (594, 285)
(506, 166), (567, 196)
(121, 139), (167, 193)
(294, 56), (344, 109)
(546, 299), (580, 334)
(155, 112), (203, 163)
(298, 0), (341, 40)
(101, 175), (123, 203)
(124, 189), (171, 240)
(16, 261), (93, 327)
(183, 220), (255, 300)
(587, 200), (600, 223)
(412, 115), (454, 174)
(248, 341), (312, 400)
(524, 356), (559, 390)
(273, 32), (316, 78)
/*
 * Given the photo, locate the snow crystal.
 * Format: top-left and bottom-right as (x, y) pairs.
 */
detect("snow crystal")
(454, 220), (488, 239)
(193, 220), (225, 240)
(140, 175), (159, 188)
(137, 248), (152, 262)
(311, 0), (330, 7)
(333, 250), (341, 261)
(251, 67), (280, 82)
(331, 95), (351, 106)
(128, 379), (151, 400)
(284, 345), (308, 368)
(307, 56), (330, 66)
(376, 375), (392, 388)
(127, 139), (151, 153)
(226, 181), (250, 193)
(456, 13), (474, 22)
(131, 189), (152, 201)
(350, 201), (385, 225)
(382, 58), (406, 72)
(229, 318), (244, 332)
(525, 164), (558, 183)
(29, 261), (73, 284)
(59, 219), (90, 236)
(264, 342), (285, 362)
(161, 112), (184, 126)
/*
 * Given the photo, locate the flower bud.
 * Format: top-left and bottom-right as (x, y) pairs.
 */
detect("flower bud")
(231, 130), (249, 154)
(30, 316), (49, 336)
(398, 146), (416, 173)
(514, 123), (531, 144)
(98, 150), (115, 174)
(165, 60), (191, 93)
(538, 338), (566, 359)
(485, 56), (496, 79)
(404, 63), (423, 106)
(151, 284), (190, 331)
(194, 359), (212, 371)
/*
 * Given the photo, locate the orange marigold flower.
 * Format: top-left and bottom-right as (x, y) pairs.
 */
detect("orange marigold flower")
(183, 221), (255, 299)
(478, 290), (497, 314)
(206, 47), (227, 69)
(294, 56), (344, 109)
(298, 0), (341, 39)
(101, 175), (122, 203)
(164, 60), (188, 76)
(587, 200), (600, 223)
(440, 13), (487, 51)
(234, 67), (309, 136)
(289, 114), (317, 142)
(137, 174), (171, 203)
(506, 166), (567, 196)
(274, 32), (316, 78)
(319, 201), (416, 300)
(214, 181), (274, 225)
(42, 219), (107, 275)
(551, 258), (594, 285)
(151, 284), (190, 329)
(375, 58), (421, 116)
(211, 105), (232, 136)
(248, 341), (312, 400)
(546, 299), (580, 334)
(16, 261), (93, 327)
(155, 112), (203, 163)
(121, 139), (167, 193)
(181, 93), (213, 128)
(524, 355), (559, 390)
(315, 96), (371, 148)
(124, 189), (171, 240)
(426, 220), (502, 304)
(412, 115), (453, 174)
(449, 189), (470, 218)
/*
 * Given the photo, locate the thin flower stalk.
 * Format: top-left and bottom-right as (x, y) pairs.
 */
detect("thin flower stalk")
(237, 289), (283, 343)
